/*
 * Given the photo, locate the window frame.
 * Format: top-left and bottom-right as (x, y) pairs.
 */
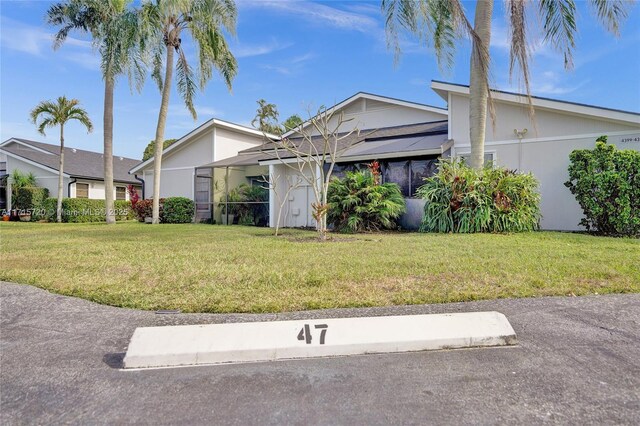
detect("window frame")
(75, 183), (89, 199)
(115, 186), (126, 201)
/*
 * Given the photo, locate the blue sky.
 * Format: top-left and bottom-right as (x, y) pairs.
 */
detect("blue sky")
(1, 0), (639, 159)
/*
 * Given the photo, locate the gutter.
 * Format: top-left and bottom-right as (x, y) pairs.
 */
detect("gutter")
(134, 174), (145, 199)
(67, 178), (77, 197)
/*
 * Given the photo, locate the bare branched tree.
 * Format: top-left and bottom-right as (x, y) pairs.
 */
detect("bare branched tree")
(257, 107), (361, 240)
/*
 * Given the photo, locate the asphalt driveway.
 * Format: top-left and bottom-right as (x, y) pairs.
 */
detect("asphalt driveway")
(1, 281), (639, 425)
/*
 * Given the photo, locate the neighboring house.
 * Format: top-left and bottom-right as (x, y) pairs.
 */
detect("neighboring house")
(0, 138), (141, 211)
(128, 118), (278, 222)
(128, 85), (640, 230)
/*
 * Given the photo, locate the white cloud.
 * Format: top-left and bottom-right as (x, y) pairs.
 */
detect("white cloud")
(167, 104), (223, 118)
(233, 38), (293, 58)
(260, 50), (317, 76)
(239, 0), (378, 33)
(0, 16), (91, 56)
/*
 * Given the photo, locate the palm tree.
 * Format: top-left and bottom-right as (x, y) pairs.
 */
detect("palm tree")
(383, 0), (632, 170)
(140, 0), (238, 224)
(252, 99), (282, 135)
(30, 97), (93, 223)
(47, 0), (145, 224)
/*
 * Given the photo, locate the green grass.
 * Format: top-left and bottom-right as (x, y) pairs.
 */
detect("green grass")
(1, 221), (638, 313)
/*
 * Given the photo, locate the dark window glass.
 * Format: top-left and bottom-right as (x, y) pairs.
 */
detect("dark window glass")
(383, 160), (410, 196)
(410, 159), (438, 196)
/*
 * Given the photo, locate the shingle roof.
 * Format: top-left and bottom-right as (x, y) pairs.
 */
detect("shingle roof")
(1, 138), (140, 184)
(242, 120), (448, 159)
(206, 120), (449, 168)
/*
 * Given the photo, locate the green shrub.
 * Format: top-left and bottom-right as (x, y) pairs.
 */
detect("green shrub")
(13, 187), (49, 220)
(163, 197), (195, 223)
(416, 159), (540, 233)
(327, 170), (406, 233)
(565, 136), (640, 236)
(131, 199), (164, 222)
(219, 184), (269, 226)
(41, 198), (133, 223)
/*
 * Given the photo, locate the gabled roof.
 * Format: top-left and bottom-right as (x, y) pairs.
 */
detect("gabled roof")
(129, 118), (279, 174)
(431, 80), (640, 125)
(205, 120), (448, 167)
(0, 138), (140, 184)
(282, 92), (448, 137)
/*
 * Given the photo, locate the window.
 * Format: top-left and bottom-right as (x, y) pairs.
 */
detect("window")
(76, 183), (89, 198)
(116, 187), (126, 200)
(0, 161), (6, 174)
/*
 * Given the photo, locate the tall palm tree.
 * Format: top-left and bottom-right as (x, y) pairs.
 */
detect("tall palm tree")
(47, 0), (145, 224)
(140, 0), (238, 224)
(383, 0), (632, 170)
(30, 97), (93, 223)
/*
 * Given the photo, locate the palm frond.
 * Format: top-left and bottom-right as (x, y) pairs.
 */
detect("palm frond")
(538, 0), (577, 69)
(589, 0), (631, 36)
(176, 47), (198, 119)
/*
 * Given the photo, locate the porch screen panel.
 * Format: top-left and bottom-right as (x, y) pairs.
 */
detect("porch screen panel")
(195, 168), (211, 211)
(383, 160), (410, 196)
(410, 159), (438, 196)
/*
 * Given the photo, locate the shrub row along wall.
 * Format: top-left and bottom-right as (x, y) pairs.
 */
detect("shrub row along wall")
(41, 198), (134, 223)
(131, 197), (195, 223)
(12, 187), (50, 220)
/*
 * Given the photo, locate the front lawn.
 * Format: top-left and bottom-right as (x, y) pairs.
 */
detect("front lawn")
(0, 222), (638, 313)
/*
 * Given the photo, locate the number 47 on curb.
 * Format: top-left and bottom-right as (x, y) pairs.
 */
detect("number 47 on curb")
(297, 324), (328, 345)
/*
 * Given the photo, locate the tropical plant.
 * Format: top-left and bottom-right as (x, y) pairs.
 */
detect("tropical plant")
(142, 138), (177, 161)
(140, 0), (238, 224)
(48, 0), (145, 224)
(565, 136), (640, 236)
(9, 170), (37, 191)
(327, 165), (406, 233)
(252, 99), (282, 135)
(282, 114), (303, 133)
(383, 0), (633, 170)
(30, 96), (93, 223)
(416, 158), (540, 233)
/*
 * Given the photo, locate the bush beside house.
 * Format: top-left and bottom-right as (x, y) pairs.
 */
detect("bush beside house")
(327, 163), (406, 233)
(417, 159), (541, 233)
(42, 198), (133, 222)
(162, 197), (195, 223)
(565, 136), (640, 236)
(13, 187), (49, 220)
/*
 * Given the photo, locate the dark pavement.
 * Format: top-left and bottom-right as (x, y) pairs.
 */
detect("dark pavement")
(1, 281), (639, 425)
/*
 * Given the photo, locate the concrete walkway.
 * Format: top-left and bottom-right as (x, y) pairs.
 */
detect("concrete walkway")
(1, 281), (639, 425)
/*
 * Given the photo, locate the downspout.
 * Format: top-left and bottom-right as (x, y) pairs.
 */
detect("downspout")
(68, 178), (77, 197)
(134, 174), (145, 199)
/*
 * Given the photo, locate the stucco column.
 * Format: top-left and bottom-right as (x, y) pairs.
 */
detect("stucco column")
(268, 164), (275, 228)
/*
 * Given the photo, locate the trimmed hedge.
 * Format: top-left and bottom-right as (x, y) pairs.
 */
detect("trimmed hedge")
(42, 198), (134, 223)
(565, 136), (640, 236)
(162, 197), (195, 223)
(13, 187), (49, 220)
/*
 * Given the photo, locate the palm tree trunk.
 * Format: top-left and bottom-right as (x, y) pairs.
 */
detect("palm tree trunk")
(151, 45), (175, 225)
(57, 125), (65, 223)
(469, 0), (494, 170)
(104, 77), (115, 224)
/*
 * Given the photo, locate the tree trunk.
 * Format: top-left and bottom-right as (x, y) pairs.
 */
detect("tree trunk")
(104, 77), (116, 224)
(151, 45), (175, 224)
(57, 125), (65, 223)
(469, 0), (493, 170)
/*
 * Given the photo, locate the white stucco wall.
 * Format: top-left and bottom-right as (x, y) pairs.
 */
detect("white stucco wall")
(450, 94), (640, 230)
(298, 98), (447, 136)
(137, 123), (263, 201)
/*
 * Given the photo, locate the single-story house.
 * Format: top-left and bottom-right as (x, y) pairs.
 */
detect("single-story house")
(0, 138), (141, 210)
(130, 84), (640, 230)
(128, 118), (278, 222)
